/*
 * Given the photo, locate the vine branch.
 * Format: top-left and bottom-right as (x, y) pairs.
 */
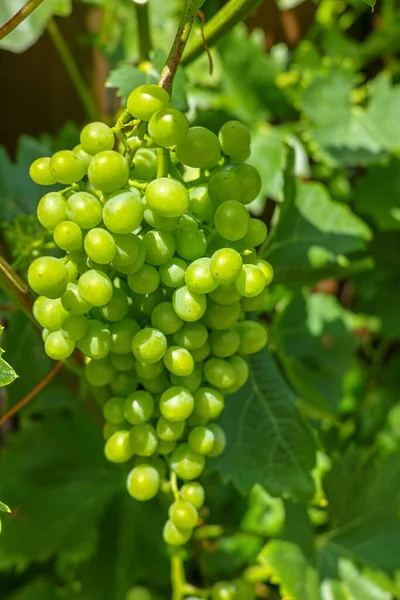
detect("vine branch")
(0, 0), (44, 41)
(0, 256), (35, 325)
(182, 0), (264, 66)
(159, 0), (205, 93)
(134, 0), (152, 63)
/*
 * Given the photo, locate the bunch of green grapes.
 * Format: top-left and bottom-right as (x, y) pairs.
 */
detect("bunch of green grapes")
(28, 84), (273, 552)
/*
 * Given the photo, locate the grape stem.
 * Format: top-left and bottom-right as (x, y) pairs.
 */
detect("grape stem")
(158, 0), (206, 93)
(0, 0), (44, 41)
(182, 0), (264, 66)
(47, 18), (100, 122)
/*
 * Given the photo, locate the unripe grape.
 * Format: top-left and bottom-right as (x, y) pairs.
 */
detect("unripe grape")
(159, 257), (187, 288)
(50, 150), (85, 184)
(34, 297), (68, 330)
(169, 500), (198, 529)
(148, 107), (189, 147)
(61, 313), (88, 341)
(78, 269), (113, 307)
(84, 228), (116, 264)
(159, 387), (194, 422)
(173, 286), (207, 322)
(193, 387), (224, 420)
(151, 302), (183, 335)
(77, 319), (112, 360)
(163, 519), (192, 546)
(88, 151), (129, 193)
(243, 218), (267, 247)
(132, 328), (167, 363)
(214, 201), (249, 241)
(128, 264), (160, 295)
(105, 430), (134, 463)
(127, 84), (171, 121)
(145, 178), (189, 218)
(127, 464), (160, 500)
(80, 121), (115, 155)
(143, 229), (175, 265)
(188, 426), (215, 455)
(175, 229), (207, 261)
(256, 260), (274, 286)
(53, 220), (83, 251)
(163, 346), (194, 377)
(176, 127), (221, 169)
(37, 192), (67, 231)
(66, 191), (103, 229)
(131, 148), (158, 181)
(180, 482), (205, 509)
(45, 331), (75, 360)
(103, 189), (144, 234)
(130, 423), (158, 456)
(189, 186), (216, 223)
(30, 157), (57, 185)
(156, 416), (185, 442)
(171, 443), (205, 480)
(103, 396), (125, 424)
(219, 120), (251, 162)
(86, 356), (116, 386)
(232, 164), (261, 204)
(61, 282), (91, 315)
(185, 257), (218, 294)
(124, 390), (154, 425)
(236, 321), (268, 355)
(110, 352), (135, 372)
(28, 256), (68, 299)
(173, 322), (208, 350)
(235, 264), (266, 298)
(210, 248), (243, 284)
(211, 581), (237, 600)
(208, 170), (243, 204)
(207, 424), (226, 457)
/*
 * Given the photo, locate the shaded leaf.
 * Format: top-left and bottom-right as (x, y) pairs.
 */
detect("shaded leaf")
(212, 347), (316, 500)
(0, 325), (16, 387)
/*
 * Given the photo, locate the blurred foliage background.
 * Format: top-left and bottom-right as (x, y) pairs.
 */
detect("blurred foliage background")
(2, 0), (400, 598)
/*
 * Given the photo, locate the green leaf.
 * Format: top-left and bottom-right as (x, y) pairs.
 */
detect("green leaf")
(0, 410), (120, 571)
(9, 577), (63, 600)
(257, 540), (321, 600)
(271, 293), (358, 415)
(0, 0), (71, 53)
(212, 347), (316, 500)
(264, 181), (372, 284)
(362, 0), (376, 9)
(0, 325), (16, 388)
(0, 501), (11, 513)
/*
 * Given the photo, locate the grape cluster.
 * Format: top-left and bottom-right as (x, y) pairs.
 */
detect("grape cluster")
(28, 84), (272, 550)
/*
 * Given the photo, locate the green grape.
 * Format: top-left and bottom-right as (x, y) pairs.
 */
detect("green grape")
(131, 148), (158, 181)
(193, 387), (224, 420)
(50, 150), (85, 184)
(188, 426), (215, 455)
(163, 346), (194, 377)
(103, 396), (125, 423)
(88, 151), (129, 193)
(126, 586), (153, 600)
(145, 178), (189, 218)
(78, 269), (113, 306)
(241, 289), (266, 312)
(256, 260), (274, 286)
(231, 164), (261, 204)
(157, 439), (177, 455)
(84, 228), (116, 264)
(240, 247), (257, 264)
(207, 424), (226, 457)
(130, 423), (158, 456)
(231, 580), (255, 600)
(178, 213), (198, 231)
(214, 200), (249, 241)
(66, 191), (103, 229)
(105, 430), (134, 463)
(112, 233), (142, 269)
(30, 157), (57, 185)
(80, 121), (115, 155)
(210, 328), (240, 358)
(126, 464), (160, 501)
(61, 313), (88, 341)
(235, 264), (266, 298)
(73, 144), (92, 169)
(115, 239), (146, 275)
(141, 372), (169, 394)
(209, 282), (242, 306)
(143, 206), (179, 230)
(111, 370), (139, 395)
(127, 264), (160, 295)
(152, 456), (167, 479)
(150, 302), (183, 335)
(210, 248), (243, 284)
(127, 84), (171, 121)
(219, 120), (251, 162)
(190, 341), (211, 362)
(34, 297), (68, 330)
(37, 192), (66, 230)
(124, 390), (154, 425)
(171, 443), (205, 480)
(185, 257), (218, 294)
(236, 321), (267, 354)
(100, 288), (129, 321)
(163, 519), (192, 546)
(77, 319), (112, 359)
(86, 356), (116, 386)
(204, 357), (236, 389)
(175, 229), (207, 261)
(110, 352), (135, 371)
(103, 421), (122, 441)
(211, 581), (237, 600)
(243, 218), (267, 247)
(173, 286), (207, 322)
(169, 500), (198, 529)
(61, 282), (91, 314)
(180, 482), (205, 509)
(103, 189), (144, 234)
(135, 359), (164, 379)
(208, 171), (244, 204)
(64, 255), (80, 282)
(143, 229), (175, 265)
(130, 288), (165, 317)
(176, 127), (221, 169)
(156, 416), (185, 441)
(132, 327), (167, 363)
(28, 256), (68, 298)
(159, 257), (187, 288)
(172, 322), (208, 350)
(189, 186), (216, 223)
(110, 318), (140, 354)
(53, 220), (82, 251)
(148, 107), (189, 146)
(159, 387), (194, 422)
(170, 362), (202, 392)
(45, 330), (75, 360)
(202, 299), (241, 330)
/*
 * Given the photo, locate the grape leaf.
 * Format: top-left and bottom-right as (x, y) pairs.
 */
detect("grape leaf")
(271, 293), (358, 415)
(0, 0), (71, 53)
(212, 347), (316, 500)
(0, 325), (16, 388)
(362, 0), (376, 8)
(264, 180), (372, 284)
(0, 410), (120, 571)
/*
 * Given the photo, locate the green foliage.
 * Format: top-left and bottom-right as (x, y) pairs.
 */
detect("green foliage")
(0, 326), (17, 388)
